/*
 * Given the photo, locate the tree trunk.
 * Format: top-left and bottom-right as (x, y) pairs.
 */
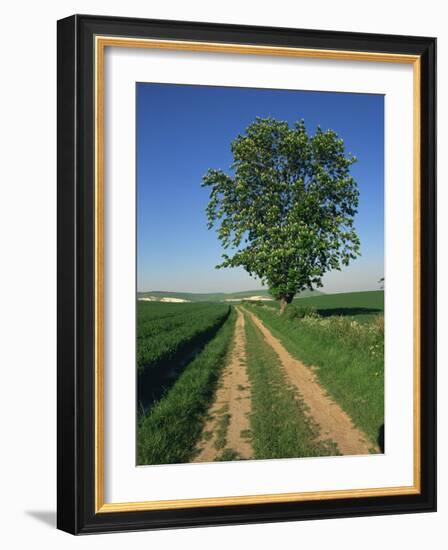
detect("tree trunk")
(279, 295), (293, 314)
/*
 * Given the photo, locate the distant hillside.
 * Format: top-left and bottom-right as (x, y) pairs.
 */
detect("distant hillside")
(137, 289), (324, 303)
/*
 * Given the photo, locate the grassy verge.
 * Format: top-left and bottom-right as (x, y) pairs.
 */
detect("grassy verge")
(243, 312), (338, 459)
(137, 308), (237, 465)
(247, 305), (384, 447)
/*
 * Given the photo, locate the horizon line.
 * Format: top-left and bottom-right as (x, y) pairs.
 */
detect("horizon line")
(137, 287), (382, 295)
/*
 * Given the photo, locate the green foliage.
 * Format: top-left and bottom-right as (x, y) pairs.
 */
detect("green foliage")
(137, 302), (230, 375)
(203, 117), (361, 303)
(137, 309), (237, 465)
(247, 305), (384, 446)
(284, 303), (318, 320)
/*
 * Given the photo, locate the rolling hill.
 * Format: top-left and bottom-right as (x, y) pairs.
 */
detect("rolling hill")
(137, 289), (324, 303)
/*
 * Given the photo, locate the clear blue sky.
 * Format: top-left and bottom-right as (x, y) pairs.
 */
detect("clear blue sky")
(137, 83), (384, 294)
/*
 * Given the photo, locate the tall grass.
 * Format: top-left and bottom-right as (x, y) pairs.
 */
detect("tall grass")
(247, 305), (384, 446)
(137, 308), (236, 465)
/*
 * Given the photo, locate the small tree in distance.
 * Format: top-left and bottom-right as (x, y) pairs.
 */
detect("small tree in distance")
(202, 117), (361, 313)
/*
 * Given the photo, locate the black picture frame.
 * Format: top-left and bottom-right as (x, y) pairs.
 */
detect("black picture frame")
(57, 14), (436, 535)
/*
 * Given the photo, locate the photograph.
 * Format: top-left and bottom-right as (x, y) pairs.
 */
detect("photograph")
(55, 12), (436, 535)
(136, 83), (385, 465)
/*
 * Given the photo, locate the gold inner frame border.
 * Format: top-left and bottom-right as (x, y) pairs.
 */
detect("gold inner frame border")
(94, 36), (421, 513)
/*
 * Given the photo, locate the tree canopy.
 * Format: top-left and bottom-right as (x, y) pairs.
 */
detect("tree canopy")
(202, 117), (361, 311)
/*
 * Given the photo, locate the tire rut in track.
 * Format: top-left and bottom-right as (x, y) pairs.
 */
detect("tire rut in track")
(194, 308), (252, 462)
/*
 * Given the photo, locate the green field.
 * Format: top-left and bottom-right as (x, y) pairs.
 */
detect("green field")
(137, 302), (230, 373)
(270, 290), (384, 323)
(138, 308), (237, 465)
(137, 302), (230, 410)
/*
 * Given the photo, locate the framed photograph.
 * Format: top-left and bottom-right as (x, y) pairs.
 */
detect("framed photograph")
(57, 14), (436, 534)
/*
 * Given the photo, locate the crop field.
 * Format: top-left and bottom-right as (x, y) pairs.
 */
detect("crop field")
(271, 290), (384, 323)
(137, 302), (230, 373)
(137, 302), (235, 464)
(137, 302), (230, 409)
